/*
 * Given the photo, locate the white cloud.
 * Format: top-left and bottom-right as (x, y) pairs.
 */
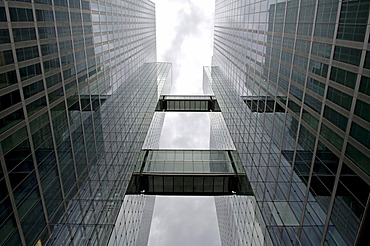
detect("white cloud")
(152, 0), (214, 94)
(148, 196), (221, 246)
(159, 112), (210, 149)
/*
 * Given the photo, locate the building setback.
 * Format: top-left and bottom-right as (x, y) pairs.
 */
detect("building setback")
(211, 0), (370, 245)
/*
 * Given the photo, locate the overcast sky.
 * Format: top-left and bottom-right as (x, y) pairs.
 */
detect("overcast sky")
(154, 0), (214, 94)
(159, 112), (210, 149)
(147, 0), (219, 246)
(148, 196), (221, 246)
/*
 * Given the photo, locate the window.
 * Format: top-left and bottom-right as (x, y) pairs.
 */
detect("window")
(16, 46), (39, 62)
(41, 43), (58, 56)
(0, 29), (10, 44)
(330, 67), (356, 89)
(23, 80), (44, 98)
(309, 60), (328, 78)
(0, 90), (21, 112)
(359, 76), (370, 96)
(36, 9), (54, 22)
(326, 87), (352, 111)
(306, 78), (325, 96)
(38, 27), (55, 39)
(354, 100), (370, 124)
(0, 50), (14, 66)
(333, 46), (361, 66)
(350, 122), (370, 149)
(13, 28), (36, 42)
(0, 70), (17, 89)
(345, 144), (370, 175)
(55, 11), (69, 22)
(311, 42), (332, 59)
(321, 124), (343, 151)
(0, 7), (6, 22)
(323, 106), (348, 131)
(9, 8), (33, 22)
(19, 63), (42, 81)
(337, 1), (369, 42)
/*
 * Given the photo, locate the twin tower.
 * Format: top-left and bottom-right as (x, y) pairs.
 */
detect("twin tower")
(0, 0), (369, 245)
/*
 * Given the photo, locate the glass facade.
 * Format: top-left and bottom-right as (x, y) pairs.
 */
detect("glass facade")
(138, 150), (237, 174)
(0, 0), (169, 245)
(126, 149), (253, 196)
(2, 0), (370, 245)
(108, 195), (155, 246)
(209, 112), (235, 150)
(142, 112), (166, 150)
(211, 0), (370, 245)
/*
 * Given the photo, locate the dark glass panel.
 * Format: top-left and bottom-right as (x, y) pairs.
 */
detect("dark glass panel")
(345, 143), (370, 175)
(0, 50), (14, 66)
(0, 70), (17, 89)
(326, 87), (352, 111)
(1, 127), (28, 154)
(0, 7), (6, 22)
(13, 27), (36, 42)
(320, 124), (343, 151)
(36, 9), (54, 21)
(16, 46), (39, 62)
(19, 63), (42, 81)
(9, 8), (34, 22)
(306, 78), (325, 96)
(354, 100), (370, 123)
(0, 109), (24, 134)
(304, 94), (322, 113)
(327, 163), (370, 244)
(302, 110), (319, 131)
(314, 0), (338, 38)
(5, 139), (32, 173)
(43, 58), (60, 72)
(38, 26), (55, 39)
(350, 122), (370, 149)
(323, 106), (348, 131)
(26, 96), (47, 116)
(333, 46), (361, 66)
(34, 0), (52, 4)
(23, 80), (44, 98)
(0, 90), (21, 112)
(0, 29), (10, 44)
(46, 73), (62, 88)
(330, 67), (356, 89)
(337, 1), (369, 42)
(309, 60), (328, 78)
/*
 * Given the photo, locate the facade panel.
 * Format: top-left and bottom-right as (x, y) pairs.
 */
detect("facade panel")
(0, 0), (165, 245)
(212, 0), (370, 245)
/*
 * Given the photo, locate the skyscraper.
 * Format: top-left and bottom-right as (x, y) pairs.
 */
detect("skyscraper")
(0, 0), (171, 245)
(210, 0), (370, 245)
(2, 0), (370, 245)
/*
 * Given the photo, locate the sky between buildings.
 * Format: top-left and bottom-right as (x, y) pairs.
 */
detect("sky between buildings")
(147, 0), (220, 245)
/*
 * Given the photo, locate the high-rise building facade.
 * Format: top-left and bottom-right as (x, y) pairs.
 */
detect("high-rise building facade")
(0, 0), (171, 245)
(211, 0), (370, 245)
(2, 0), (370, 245)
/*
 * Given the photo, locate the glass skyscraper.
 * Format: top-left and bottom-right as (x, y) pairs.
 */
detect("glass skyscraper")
(2, 0), (370, 245)
(0, 0), (171, 245)
(210, 0), (370, 245)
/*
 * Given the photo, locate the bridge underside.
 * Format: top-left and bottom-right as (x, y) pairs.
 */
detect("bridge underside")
(126, 173), (253, 196)
(126, 150), (253, 196)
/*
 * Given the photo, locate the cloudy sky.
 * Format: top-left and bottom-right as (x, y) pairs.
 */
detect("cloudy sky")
(148, 196), (221, 246)
(147, 0), (219, 245)
(154, 0), (214, 94)
(159, 112), (210, 149)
